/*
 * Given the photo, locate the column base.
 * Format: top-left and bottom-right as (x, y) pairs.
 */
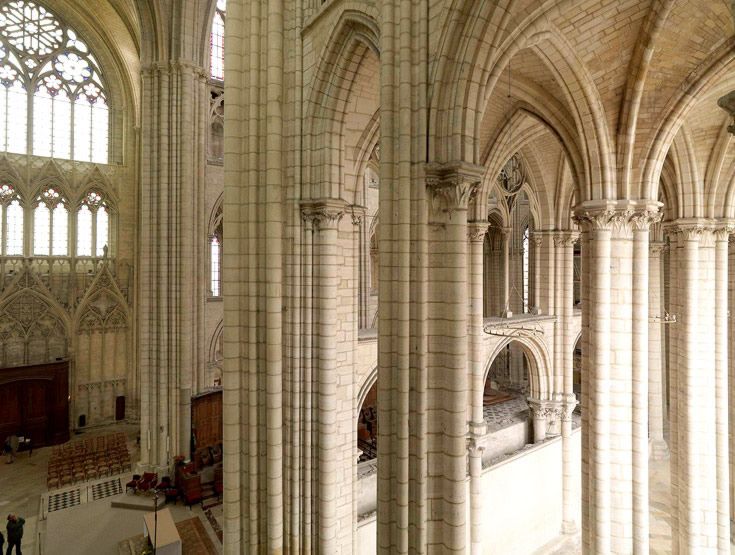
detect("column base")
(648, 438), (670, 461)
(562, 520), (578, 535)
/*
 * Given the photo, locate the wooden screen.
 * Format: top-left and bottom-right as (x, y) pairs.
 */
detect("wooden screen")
(191, 389), (222, 455)
(0, 361), (69, 446)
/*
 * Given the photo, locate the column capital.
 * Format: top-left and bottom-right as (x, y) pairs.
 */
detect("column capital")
(664, 218), (715, 241)
(300, 198), (347, 230)
(649, 241), (666, 255)
(552, 230), (580, 247)
(527, 397), (556, 419)
(531, 232), (544, 247)
(467, 221), (490, 242)
(466, 435), (485, 457)
(425, 161), (484, 215)
(573, 199), (662, 232)
(349, 204), (367, 226)
(713, 218), (735, 241)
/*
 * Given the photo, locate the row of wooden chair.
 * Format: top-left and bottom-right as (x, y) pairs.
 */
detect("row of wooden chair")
(47, 433), (132, 490)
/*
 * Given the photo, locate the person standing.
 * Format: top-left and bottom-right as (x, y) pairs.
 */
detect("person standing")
(5, 435), (18, 464)
(6, 514), (24, 555)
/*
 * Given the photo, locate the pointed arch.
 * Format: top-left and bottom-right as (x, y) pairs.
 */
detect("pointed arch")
(302, 9), (380, 201)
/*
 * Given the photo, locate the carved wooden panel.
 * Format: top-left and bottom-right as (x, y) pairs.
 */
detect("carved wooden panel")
(191, 389), (222, 456)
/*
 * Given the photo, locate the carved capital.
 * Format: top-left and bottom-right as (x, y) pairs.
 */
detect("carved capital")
(573, 200), (662, 235)
(665, 219), (713, 242)
(527, 398), (553, 419)
(714, 219), (735, 242)
(531, 233), (544, 248)
(425, 161), (485, 216)
(649, 241), (666, 255)
(301, 199), (347, 231)
(350, 205), (367, 226)
(466, 436), (485, 457)
(467, 221), (490, 242)
(552, 231), (579, 247)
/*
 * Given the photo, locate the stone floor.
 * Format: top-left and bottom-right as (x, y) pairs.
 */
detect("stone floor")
(483, 394), (530, 431)
(0, 422), (221, 555)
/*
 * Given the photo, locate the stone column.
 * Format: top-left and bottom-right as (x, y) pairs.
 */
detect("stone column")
(574, 200), (660, 554)
(138, 61), (208, 470)
(424, 162), (482, 552)
(501, 227), (512, 317)
(302, 200), (346, 554)
(714, 223), (733, 553)
(631, 213), (652, 555)
(527, 398), (549, 443)
(669, 222), (718, 552)
(467, 221), (489, 555)
(556, 231), (579, 534)
(648, 242), (669, 460)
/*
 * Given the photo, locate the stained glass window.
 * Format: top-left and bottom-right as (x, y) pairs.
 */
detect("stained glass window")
(0, 183), (23, 254)
(210, 0), (225, 80)
(0, 1), (109, 162)
(211, 235), (221, 296)
(76, 189), (109, 256)
(33, 186), (67, 255)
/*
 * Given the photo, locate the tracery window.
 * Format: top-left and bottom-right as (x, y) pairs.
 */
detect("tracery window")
(522, 224), (529, 314)
(76, 190), (109, 256)
(0, 183), (23, 254)
(209, 0), (226, 80)
(33, 186), (67, 255)
(210, 235), (221, 296)
(0, 0), (109, 163)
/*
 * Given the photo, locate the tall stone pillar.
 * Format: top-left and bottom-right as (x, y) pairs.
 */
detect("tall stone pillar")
(668, 221), (719, 552)
(302, 200), (347, 553)
(714, 223), (732, 553)
(631, 214), (651, 555)
(648, 242), (669, 460)
(138, 61), (208, 470)
(501, 227), (512, 316)
(467, 221), (489, 555)
(555, 231), (579, 534)
(423, 162), (480, 552)
(574, 200), (660, 554)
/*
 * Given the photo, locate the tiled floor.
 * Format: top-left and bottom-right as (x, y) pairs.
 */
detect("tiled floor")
(483, 394), (530, 431)
(1, 424), (139, 555)
(3, 423), (224, 555)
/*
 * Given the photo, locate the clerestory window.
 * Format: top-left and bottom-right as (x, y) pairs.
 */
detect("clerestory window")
(210, 0), (226, 80)
(0, 0), (109, 163)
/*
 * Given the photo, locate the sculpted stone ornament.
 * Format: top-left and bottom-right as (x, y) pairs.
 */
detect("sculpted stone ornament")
(573, 199), (663, 234)
(301, 198), (347, 230)
(467, 221), (490, 242)
(425, 161), (485, 217)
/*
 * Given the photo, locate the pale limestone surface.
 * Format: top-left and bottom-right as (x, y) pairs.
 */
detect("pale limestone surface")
(3, 0), (735, 553)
